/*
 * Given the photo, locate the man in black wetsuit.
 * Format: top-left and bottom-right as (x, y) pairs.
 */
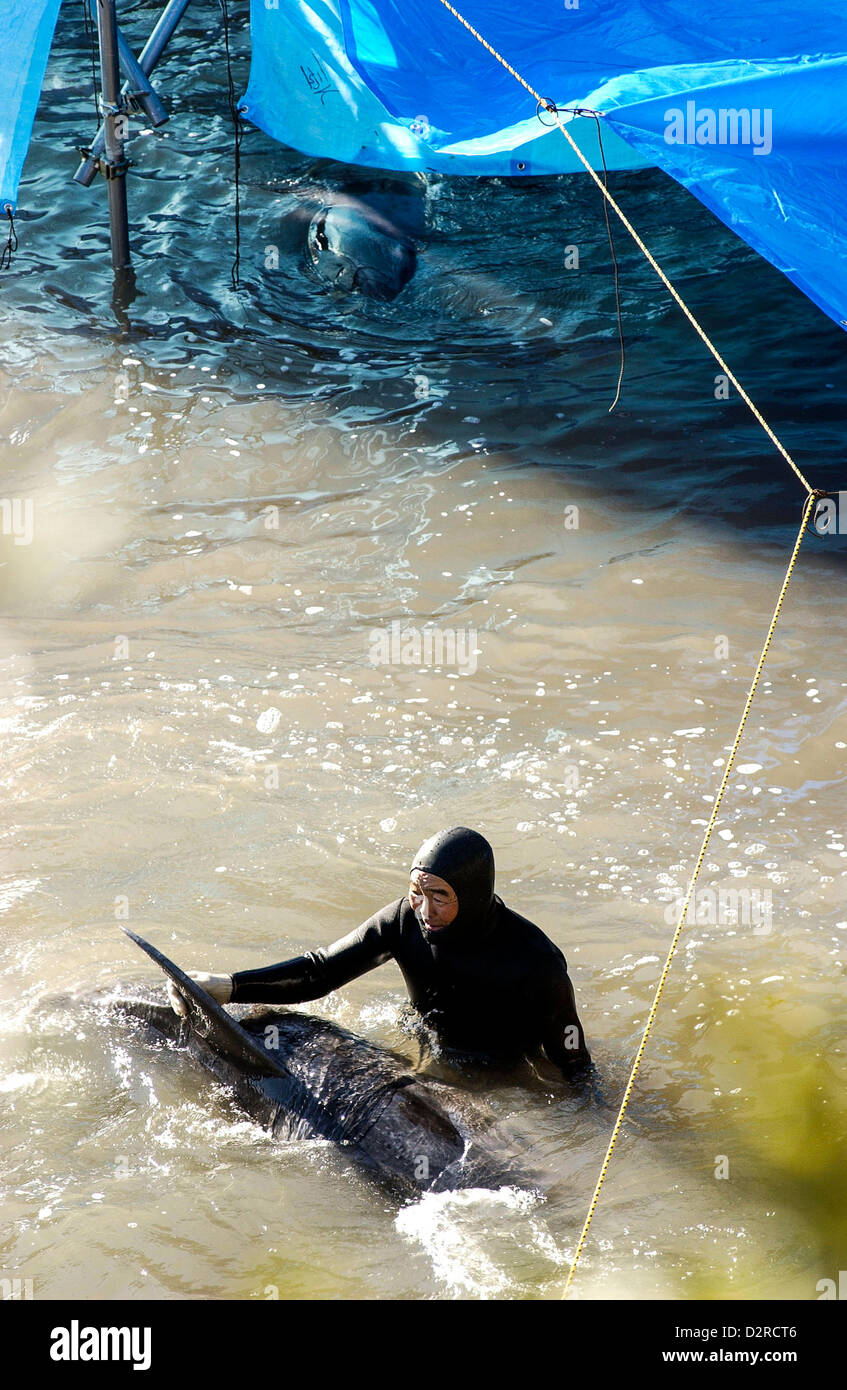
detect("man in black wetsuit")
(168, 827), (590, 1081)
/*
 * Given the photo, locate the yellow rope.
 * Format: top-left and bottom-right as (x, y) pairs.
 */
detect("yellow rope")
(429, 1), (830, 1296)
(434, 0), (815, 496)
(562, 489), (818, 1296)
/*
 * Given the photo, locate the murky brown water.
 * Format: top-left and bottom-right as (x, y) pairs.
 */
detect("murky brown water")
(1, 6), (845, 1301)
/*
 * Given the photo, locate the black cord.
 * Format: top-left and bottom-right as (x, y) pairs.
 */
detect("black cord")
(81, 0), (100, 121)
(220, 0), (242, 290)
(0, 206), (18, 270)
(591, 113), (626, 413)
(537, 102), (626, 411)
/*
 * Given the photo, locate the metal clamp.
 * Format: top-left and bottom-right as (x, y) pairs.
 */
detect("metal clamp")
(98, 95), (129, 119)
(99, 157), (133, 180)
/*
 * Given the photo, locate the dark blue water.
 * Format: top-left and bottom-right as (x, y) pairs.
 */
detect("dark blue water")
(11, 2), (846, 536)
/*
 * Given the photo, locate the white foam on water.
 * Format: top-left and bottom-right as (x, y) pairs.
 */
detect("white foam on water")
(0, 877), (41, 914)
(395, 1185), (565, 1299)
(0, 1070), (44, 1094)
(257, 707), (282, 734)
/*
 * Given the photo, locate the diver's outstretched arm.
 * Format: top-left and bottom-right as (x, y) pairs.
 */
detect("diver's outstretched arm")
(227, 906), (399, 1005)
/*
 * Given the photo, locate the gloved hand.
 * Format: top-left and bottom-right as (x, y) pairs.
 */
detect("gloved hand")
(167, 972), (233, 1018)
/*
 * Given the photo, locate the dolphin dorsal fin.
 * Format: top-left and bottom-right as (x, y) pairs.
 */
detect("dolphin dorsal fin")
(121, 928), (292, 1081)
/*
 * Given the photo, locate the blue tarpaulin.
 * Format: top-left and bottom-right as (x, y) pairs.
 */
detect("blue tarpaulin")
(242, 1), (847, 329)
(0, 0), (63, 210)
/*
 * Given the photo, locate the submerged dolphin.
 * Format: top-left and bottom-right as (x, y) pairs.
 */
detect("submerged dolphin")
(306, 202), (418, 300)
(113, 930), (532, 1200)
(274, 173), (423, 300)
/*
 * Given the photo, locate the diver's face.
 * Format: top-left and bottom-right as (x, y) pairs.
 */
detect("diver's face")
(408, 871), (459, 931)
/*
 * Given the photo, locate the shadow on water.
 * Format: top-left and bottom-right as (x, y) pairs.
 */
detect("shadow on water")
(7, 4), (845, 551)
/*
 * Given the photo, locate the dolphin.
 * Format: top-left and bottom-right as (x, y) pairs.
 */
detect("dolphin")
(112, 930), (534, 1201)
(272, 171), (423, 301)
(306, 202), (418, 300)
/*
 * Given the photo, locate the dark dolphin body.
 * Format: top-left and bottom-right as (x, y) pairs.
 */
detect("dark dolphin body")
(276, 173), (424, 301)
(113, 931), (533, 1201)
(306, 203), (417, 300)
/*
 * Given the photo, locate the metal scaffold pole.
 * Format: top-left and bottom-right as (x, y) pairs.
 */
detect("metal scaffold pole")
(76, 0), (193, 188)
(95, 0), (131, 270)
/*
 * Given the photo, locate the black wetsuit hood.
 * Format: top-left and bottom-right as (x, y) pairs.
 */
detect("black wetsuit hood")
(410, 826), (495, 947)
